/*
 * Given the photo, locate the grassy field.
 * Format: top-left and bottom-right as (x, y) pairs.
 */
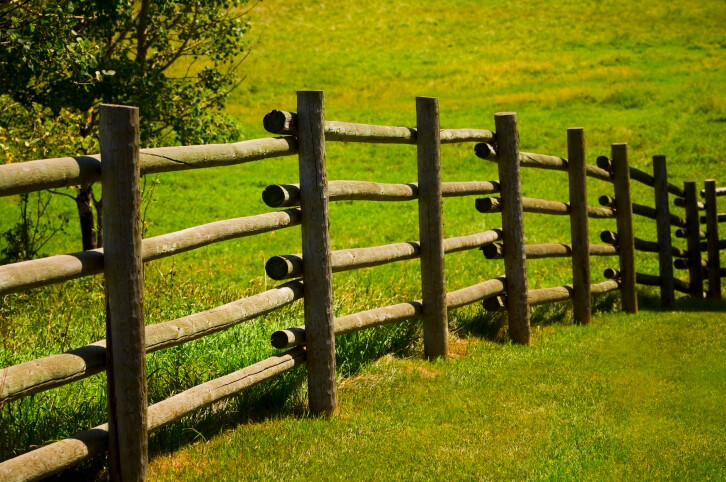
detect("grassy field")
(148, 306), (726, 480)
(1, 0), (725, 477)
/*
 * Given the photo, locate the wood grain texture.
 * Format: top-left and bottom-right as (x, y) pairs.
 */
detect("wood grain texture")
(270, 277), (507, 349)
(265, 230), (502, 280)
(263, 109), (494, 144)
(100, 104), (147, 481)
(416, 97), (448, 359)
(604, 268), (691, 294)
(653, 156), (675, 307)
(297, 91), (337, 414)
(0, 137), (297, 197)
(495, 113), (530, 344)
(0, 349), (306, 482)
(0, 281), (303, 405)
(482, 243), (616, 259)
(704, 180), (721, 299)
(567, 128), (591, 324)
(483, 280), (620, 311)
(598, 195), (687, 227)
(476, 196), (615, 218)
(0, 209), (301, 297)
(684, 181), (705, 297)
(261, 180), (500, 207)
(612, 143), (638, 313)
(474, 143), (612, 182)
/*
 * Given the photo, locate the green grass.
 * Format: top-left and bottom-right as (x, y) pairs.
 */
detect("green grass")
(147, 304), (726, 480)
(1, 0), (725, 477)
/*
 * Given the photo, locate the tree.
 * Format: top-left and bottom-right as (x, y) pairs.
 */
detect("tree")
(0, 0), (253, 252)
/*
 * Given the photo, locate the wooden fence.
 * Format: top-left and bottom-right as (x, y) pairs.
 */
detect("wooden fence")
(0, 93), (723, 481)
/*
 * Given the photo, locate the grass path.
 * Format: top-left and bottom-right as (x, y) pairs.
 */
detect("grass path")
(149, 304), (726, 480)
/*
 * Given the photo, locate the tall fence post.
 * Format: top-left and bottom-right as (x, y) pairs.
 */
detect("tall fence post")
(100, 104), (147, 480)
(684, 181), (704, 298)
(567, 128), (591, 324)
(612, 143), (638, 313)
(704, 179), (721, 299)
(297, 90), (337, 414)
(495, 112), (530, 344)
(653, 155), (675, 308)
(416, 97), (448, 359)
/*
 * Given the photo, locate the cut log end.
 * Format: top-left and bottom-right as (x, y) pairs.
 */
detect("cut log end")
(604, 268), (620, 279)
(481, 243), (504, 259)
(600, 230), (618, 245)
(262, 184), (300, 208)
(475, 197), (501, 213)
(599, 195), (616, 208)
(596, 155), (612, 172)
(265, 255), (301, 280)
(474, 143), (496, 160)
(483, 294), (507, 311)
(270, 327), (306, 349)
(263, 110), (297, 135)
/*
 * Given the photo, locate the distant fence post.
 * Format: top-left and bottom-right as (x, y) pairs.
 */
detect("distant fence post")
(297, 90), (337, 415)
(704, 179), (721, 299)
(567, 128), (591, 324)
(684, 181), (704, 298)
(653, 155), (675, 308)
(495, 112), (530, 344)
(100, 104), (147, 480)
(416, 97), (448, 359)
(612, 143), (638, 313)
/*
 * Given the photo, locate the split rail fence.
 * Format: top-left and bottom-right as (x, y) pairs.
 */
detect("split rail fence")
(0, 92), (723, 481)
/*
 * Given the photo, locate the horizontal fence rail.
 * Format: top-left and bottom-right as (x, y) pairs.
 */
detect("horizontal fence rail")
(0, 137), (298, 198)
(604, 268), (691, 295)
(599, 230), (689, 258)
(0, 281), (304, 404)
(262, 180), (500, 207)
(474, 143), (613, 182)
(270, 277), (508, 349)
(0, 348), (306, 481)
(476, 196), (616, 218)
(481, 243), (618, 259)
(0, 209), (302, 296)
(265, 230), (503, 280)
(596, 156), (685, 197)
(263, 110), (495, 144)
(483, 280), (621, 311)
(598, 195), (687, 227)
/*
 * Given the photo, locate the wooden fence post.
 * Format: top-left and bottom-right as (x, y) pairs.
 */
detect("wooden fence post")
(100, 104), (147, 480)
(704, 179), (721, 299)
(495, 113), (530, 344)
(297, 91), (337, 414)
(416, 97), (448, 359)
(684, 181), (704, 298)
(612, 143), (638, 313)
(653, 155), (675, 308)
(567, 128), (591, 324)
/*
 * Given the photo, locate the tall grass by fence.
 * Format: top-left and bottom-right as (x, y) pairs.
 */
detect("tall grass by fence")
(0, 91), (723, 481)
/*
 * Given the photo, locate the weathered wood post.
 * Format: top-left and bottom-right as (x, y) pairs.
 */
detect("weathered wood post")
(100, 104), (147, 480)
(495, 113), (530, 344)
(653, 155), (675, 308)
(704, 179), (721, 299)
(567, 128), (591, 324)
(612, 143), (638, 313)
(684, 181), (704, 297)
(297, 91), (337, 414)
(416, 97), (448, 359)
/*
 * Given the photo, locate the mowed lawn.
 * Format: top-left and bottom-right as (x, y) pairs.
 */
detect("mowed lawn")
(149, 306), (726, 480)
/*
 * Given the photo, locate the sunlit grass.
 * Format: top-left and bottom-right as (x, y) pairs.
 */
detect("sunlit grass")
(1, 0), (724, 476)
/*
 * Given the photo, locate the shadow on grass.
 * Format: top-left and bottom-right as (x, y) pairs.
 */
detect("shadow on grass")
(32, 291), (726, 480)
